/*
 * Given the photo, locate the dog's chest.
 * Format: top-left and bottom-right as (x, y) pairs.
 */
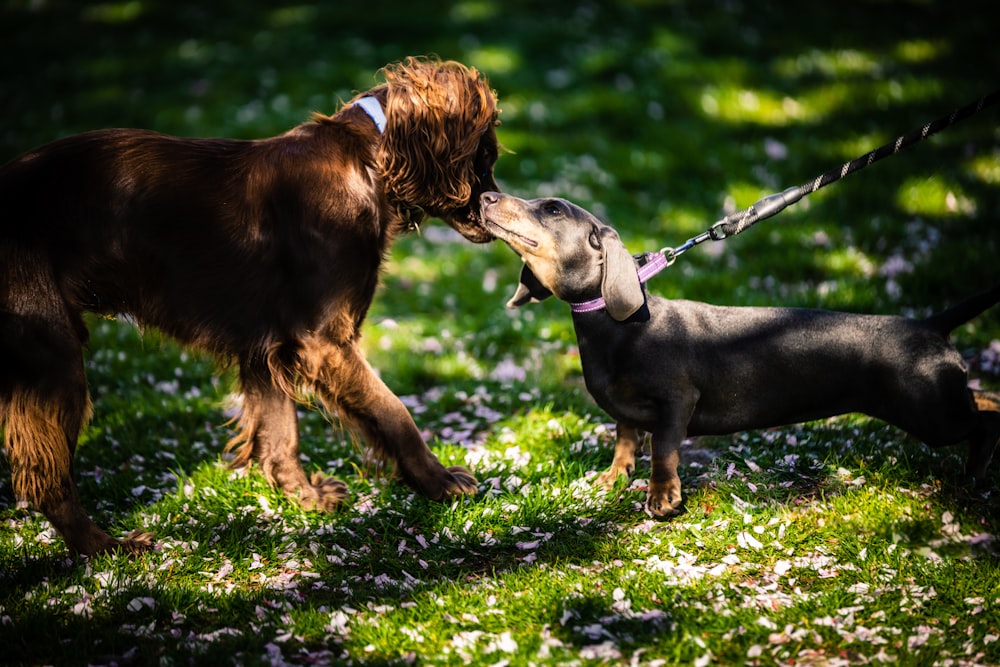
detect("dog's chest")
(575, 325), (661, 428)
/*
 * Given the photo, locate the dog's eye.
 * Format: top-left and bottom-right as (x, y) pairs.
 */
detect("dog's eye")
(588, 229), (601, 250)
(543, 201), (563, 216)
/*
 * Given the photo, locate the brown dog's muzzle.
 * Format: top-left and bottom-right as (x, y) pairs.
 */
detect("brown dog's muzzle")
(449, 203), (496, 243)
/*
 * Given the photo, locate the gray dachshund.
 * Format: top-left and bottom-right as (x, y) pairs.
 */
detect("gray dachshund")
(481, 191), (1000, 517)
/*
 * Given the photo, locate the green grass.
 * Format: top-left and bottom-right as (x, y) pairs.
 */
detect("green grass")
(2, 1), (1000, 665)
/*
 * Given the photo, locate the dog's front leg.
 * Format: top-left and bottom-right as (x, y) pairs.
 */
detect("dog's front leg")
(596, 422), (641, 489)
(310, 340), (478, 501)
(645, 422), (685, 518)
(229, 364), (347, 511)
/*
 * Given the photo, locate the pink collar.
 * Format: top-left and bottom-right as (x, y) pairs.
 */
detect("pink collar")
(570, 251), (669, 313)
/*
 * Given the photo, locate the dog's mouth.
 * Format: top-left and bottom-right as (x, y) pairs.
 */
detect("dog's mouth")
(447, 205), (496, 243)
(482, 218), (538, 249)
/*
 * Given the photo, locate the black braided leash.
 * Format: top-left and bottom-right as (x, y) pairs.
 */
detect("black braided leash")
(661, 89), (1000, 265)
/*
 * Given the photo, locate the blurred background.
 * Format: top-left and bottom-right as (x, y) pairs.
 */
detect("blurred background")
(3, 0), (999, 379)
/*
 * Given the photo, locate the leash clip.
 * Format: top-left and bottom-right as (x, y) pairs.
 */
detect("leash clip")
(708, 219), (731, 241)
(658, 247), (679, 266)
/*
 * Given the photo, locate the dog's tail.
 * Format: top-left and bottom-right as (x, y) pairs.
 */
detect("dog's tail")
(923, 283), (1000, 335)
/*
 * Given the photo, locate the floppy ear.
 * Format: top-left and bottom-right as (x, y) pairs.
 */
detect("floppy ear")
(599, 226), (645, 321)
(506, 264), (553, 308)
(379, 57), (498, 213)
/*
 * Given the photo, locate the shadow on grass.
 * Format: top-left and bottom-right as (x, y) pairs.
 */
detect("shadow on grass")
(3, 418), (999, 666)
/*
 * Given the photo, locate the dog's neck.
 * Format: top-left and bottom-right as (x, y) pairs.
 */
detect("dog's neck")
(569, 251), (669, 315)
(353, 94), (423, 231)
(354, 96), (386, 133)
(570, 301), (652, 335)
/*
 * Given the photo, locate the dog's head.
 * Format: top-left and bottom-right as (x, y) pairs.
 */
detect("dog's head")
(371, 56), (500, 243)
(480, 192), (645, 321)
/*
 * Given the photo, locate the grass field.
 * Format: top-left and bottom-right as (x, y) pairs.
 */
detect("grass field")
(2, 1), (1000, 665)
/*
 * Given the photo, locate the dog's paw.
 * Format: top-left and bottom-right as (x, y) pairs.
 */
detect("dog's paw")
(596, 463), (635, 490)
(645, 485), (684, 520)
(72, 527), (156, 558)
(645, 499), (684, 520)
(299, 472), (349, 512)
(439, 465), (478, 498)
(407, 464), (478, 500)
(594, 466), (632, 491)
(118, 529), (157, 556)
(595, 469), (620, 490)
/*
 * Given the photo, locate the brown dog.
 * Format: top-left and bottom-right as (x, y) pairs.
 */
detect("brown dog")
(481, 192), (1000, 518)
(0, 57), (500, 556)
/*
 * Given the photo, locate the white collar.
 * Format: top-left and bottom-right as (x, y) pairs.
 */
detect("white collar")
(354, 96), (386, 133)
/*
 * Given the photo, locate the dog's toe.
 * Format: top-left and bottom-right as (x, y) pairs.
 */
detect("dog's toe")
(645, 501), (684, 520)
(596, 468), (625, 490)
(595, 470), (618, 489)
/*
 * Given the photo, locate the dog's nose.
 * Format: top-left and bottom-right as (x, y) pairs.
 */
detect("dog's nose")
(481, 191), (500, 206)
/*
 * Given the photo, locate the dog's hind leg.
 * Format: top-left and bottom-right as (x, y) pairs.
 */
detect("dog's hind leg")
(973, 390), (1000, 414)
(308, 339), (477, 501)
(596, 422), (640, 489)
(873, 347), (999, 487)
(1, 253), (152, 556)
(227, 361), (348, 511)
(964, 390), (1000, 486)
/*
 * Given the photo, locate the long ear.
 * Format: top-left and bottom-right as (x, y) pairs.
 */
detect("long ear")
(506, 264), (553, 308)
(379, 57), (497, 212)
(600, 226), (645, 321)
